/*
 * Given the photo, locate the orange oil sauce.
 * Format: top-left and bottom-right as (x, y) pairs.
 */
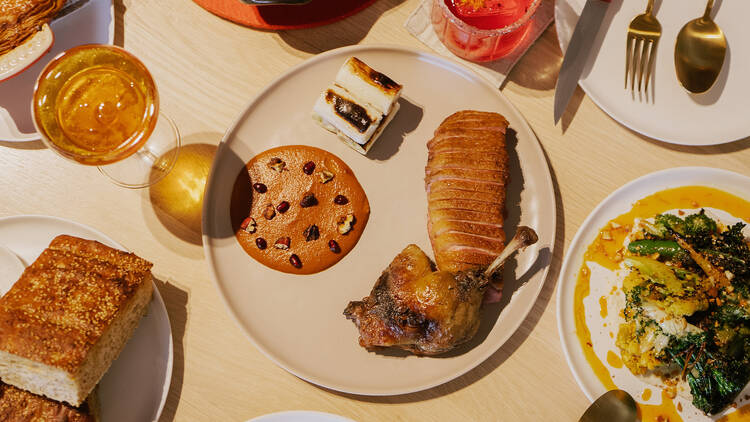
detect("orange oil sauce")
(637, 390), (684, 422)
(573, 186), (750, 421)
(642, 388), (652, 401)
(606, 350), (623, 369)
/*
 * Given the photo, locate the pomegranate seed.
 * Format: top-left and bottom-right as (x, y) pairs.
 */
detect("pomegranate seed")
(328, 240), (341, 253)
(276, 201), (290, 213)
(255, 238), (267, 250)
(252, 183), (267, 193)
(289, 254), (302, 268)
(333, 195), (348, 205)
(303, 161), (316, 175)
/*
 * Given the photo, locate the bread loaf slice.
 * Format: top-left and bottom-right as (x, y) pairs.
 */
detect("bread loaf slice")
(0, 381), (99, 421)
(0, 235), (153, 406)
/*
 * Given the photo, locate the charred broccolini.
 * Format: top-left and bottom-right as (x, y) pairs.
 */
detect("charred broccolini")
(617, 209), (750, 415)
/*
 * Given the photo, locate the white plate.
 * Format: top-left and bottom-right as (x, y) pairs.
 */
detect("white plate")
(556, 167), (750, 420)
(248, 411), (355, 422)
(0, 215), (172, 421)
(0, 0), (114, 142)
(203, 45), (556, 395)
(555, 0), (750, 145)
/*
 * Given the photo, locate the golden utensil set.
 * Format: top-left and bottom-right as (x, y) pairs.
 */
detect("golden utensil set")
(626, 0), (726, 95)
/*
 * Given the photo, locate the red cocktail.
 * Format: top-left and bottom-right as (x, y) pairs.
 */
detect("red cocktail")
(432, 0), (541, 62)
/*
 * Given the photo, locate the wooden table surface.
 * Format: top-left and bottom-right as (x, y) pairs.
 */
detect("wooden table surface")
(1, 0), (749, 420)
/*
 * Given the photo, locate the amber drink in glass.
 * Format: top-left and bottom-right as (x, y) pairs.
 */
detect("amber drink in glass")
(33, 44), (179, 188)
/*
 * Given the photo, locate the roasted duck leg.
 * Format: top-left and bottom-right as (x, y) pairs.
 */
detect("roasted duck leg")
(344, 227), (538, 355)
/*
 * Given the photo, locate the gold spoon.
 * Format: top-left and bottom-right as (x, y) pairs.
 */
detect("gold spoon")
(674, 0), (727, 93)
(578, 390), (637, 422)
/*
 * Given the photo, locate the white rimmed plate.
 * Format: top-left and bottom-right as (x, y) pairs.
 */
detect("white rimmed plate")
(0, 0), (114, 142)
(555, 0), (750, 145)
(202, 45), (556, 395)
(0, 215), (173, 421)
(556, 167), (750, 420)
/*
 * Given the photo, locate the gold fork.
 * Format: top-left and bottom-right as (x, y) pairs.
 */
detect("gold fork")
(625, 0), (662, 93)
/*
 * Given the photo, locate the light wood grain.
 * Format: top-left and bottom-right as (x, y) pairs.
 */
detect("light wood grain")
(1, 0), (748, 420)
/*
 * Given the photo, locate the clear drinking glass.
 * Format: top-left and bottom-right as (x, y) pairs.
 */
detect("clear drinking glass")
(32, 44), (180, 188)
(431, 0), (542, 62)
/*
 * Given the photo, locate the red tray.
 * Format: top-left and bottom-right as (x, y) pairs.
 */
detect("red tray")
(193, 0), (377, 30)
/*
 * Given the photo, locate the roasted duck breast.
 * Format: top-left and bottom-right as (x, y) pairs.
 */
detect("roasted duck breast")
(425, 110), (510, 278)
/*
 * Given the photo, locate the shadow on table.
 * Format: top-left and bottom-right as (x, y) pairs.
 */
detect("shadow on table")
(113, 0), (126, 46)
(506, 25), (562, 92)
(632, 130), (750, 154)
(322, 139), (566, 403)
(142, 132), (221, 258)
(274, 0), (406, 55)
(153, 277), (190, 422)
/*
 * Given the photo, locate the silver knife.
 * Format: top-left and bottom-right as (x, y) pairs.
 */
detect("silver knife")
(53, 0), (91, 22)
(553, 0), (611, 124)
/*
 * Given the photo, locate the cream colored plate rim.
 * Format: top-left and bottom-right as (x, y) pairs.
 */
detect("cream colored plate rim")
(202, 44), (556, 396)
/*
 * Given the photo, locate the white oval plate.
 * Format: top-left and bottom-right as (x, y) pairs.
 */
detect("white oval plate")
(202, 45), (556, 395)
(0, 215), (173, 421)
(556, 167), (750, 420)
(248, 411), (355, 422)
(555, 0), (750, 145)
(0, 0), (114, 142)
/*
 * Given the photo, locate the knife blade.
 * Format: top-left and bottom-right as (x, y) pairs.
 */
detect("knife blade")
(553, 0), (611, 124)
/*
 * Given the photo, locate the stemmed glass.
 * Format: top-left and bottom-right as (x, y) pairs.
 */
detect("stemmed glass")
(32, 44), (180, 188)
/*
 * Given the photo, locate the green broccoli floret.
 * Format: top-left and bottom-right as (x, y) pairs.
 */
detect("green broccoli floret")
(654, 214), (687, 236)
(685, 352), (749, 415)
(685, 210), (718, 248)
(706, 222), (750, 278)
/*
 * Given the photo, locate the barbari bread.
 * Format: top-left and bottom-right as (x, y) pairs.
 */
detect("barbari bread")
(0, 0), (64, 56)
(0, 235), (153, 406)
(0, 381), (99, 422)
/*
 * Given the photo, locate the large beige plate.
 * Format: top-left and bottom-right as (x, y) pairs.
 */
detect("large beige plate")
(203, 45), (556, 395)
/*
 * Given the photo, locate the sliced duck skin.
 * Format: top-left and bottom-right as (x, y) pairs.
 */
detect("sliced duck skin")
(426, 158), (509, 175)
(427, 142), (505, 153)
(426, 111), (509, 275)
(432, 232), (505, 253)
(426, 167), (507, 181)
(428, 199), (503, 215)
(429, 219), (505, 238)
(428, 136), (506, 151)
(427, 189), (504, 204)
(427, 151), (507, 166)
(427, 147), (506, 156)
(426, 179), (505, 194)
(428, 208), (503, 225)
(431, 128), (506, 140)
(438, 111), (509, 130)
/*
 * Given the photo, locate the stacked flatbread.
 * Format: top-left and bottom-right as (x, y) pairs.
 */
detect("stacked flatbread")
(0, 0), (65, 55)
(0, 235), (154, 419)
